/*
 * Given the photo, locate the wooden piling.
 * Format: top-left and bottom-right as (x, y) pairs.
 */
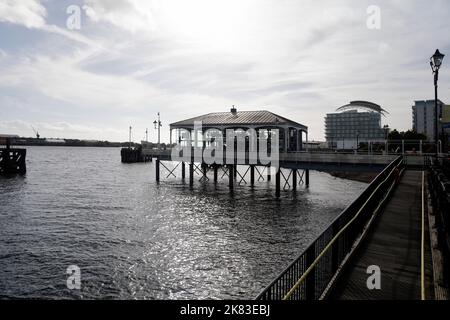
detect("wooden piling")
(267, 166), (271, 182)
(250, 165), (255, 186)
(181, 162), (185, 179)
(213, 165), (218, 182)
(275, 168), (280, 198)
(202, 163), (207, 179)
(155, 158), (160, 183)
(292, 168), (297, 191)
(189, 162), (194, 187)
(305, 169), (309, 188)
(229, 164), (234, 190)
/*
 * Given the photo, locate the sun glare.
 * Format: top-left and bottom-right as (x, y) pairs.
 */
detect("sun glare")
(158, 0), (256, 51)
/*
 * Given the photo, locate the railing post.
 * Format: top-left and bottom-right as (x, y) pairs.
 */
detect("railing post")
(305, 245), (316, 300)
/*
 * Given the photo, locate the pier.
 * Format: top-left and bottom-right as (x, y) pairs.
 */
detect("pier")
(0, 136), (26, 175)
(136, 108), (407, 198)
(255, 155), (450, 300)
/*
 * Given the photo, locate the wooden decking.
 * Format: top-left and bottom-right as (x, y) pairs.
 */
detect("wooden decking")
(328, 170), (434, 300)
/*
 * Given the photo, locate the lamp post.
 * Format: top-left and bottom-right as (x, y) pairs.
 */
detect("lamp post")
(153, 112), (162, 149)
(129, 126), (132, 149)
(430, 49), (445, 157)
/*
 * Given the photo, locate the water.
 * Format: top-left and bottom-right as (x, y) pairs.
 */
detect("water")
(0, 146), (367, 299)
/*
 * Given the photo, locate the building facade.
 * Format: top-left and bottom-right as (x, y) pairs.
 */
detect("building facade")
(325, 101), (388, 150)
(412, 100), (445, 141)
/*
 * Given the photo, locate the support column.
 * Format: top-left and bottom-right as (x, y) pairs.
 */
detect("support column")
(250, 165), (255, 186)
(155, 158), (160, 183)
(181, 162), (185, 179)
(306, 131), (309, 152)
(292, 168), (297, 191)
(229, 165), (234, 190)
(202, 163), (207, 179)
(285, 128), (289, 152)
(275, 168), (280, 198)
(305, 169), (309, 188)
(267, 166), (271, 181)
(189, 162), (194, 187)
(213, 165), (218, 182)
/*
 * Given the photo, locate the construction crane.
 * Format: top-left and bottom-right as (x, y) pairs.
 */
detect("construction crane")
(31, 126), (40, 139)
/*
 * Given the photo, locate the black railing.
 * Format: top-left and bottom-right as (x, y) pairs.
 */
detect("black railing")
(256, 156), (404, 300)
(428, 158), (450, 288)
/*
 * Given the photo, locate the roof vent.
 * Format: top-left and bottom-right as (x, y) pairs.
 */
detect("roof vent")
(230, 105), (237, 114)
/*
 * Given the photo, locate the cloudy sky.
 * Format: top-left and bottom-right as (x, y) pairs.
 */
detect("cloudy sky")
(0, 0), (449, 142)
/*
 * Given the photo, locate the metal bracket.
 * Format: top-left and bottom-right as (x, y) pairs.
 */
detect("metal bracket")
(281, 169), (292, 190)
(255, 166), (266, 182)
(160, 161), (179, 179)
(237, 166), (251, 185)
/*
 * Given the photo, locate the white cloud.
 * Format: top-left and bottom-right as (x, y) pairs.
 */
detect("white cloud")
(84, 0), (158, 33)
(0, 0), (47, 29)
(1, 0), (450, 142)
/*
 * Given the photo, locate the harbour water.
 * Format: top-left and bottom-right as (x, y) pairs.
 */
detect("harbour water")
(0, 147), (367, 299)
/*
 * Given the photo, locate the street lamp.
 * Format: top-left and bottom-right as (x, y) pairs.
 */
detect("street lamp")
(430, 49), (445, 157)
(153, 112), (162, 149)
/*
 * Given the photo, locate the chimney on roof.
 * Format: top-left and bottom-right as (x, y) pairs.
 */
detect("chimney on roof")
(230, 105), (237, 114)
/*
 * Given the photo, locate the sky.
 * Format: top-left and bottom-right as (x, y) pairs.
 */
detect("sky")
(0, 0), (450, 143)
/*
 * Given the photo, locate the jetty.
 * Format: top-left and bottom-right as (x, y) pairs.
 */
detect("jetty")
(0, 135), (27, 175)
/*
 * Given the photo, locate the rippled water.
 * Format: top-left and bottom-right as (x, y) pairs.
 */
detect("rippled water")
(0, 146), (367, 299)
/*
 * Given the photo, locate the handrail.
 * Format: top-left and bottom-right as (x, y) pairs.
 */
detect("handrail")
(282, 157), (403, 300)
(256, 155), (404, 300)
(421, 171), (425, 300)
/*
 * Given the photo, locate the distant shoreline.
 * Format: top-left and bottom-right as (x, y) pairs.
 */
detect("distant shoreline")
(5, 137), (140, 148)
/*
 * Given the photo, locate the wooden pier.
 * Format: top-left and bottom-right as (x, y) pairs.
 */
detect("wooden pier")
(255, 156), (450, 300)
(0, 136), (26, 175)
(0, 147), (27, 175)
(120, 146), (152, 163)
(326, 170), (434, 299)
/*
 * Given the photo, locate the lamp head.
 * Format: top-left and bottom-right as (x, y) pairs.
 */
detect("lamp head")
(431, 49), (445, 69)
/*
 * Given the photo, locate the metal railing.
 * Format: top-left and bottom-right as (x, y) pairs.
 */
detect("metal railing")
(256, 156), (404, 300)
(428, 158), (450, 288)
